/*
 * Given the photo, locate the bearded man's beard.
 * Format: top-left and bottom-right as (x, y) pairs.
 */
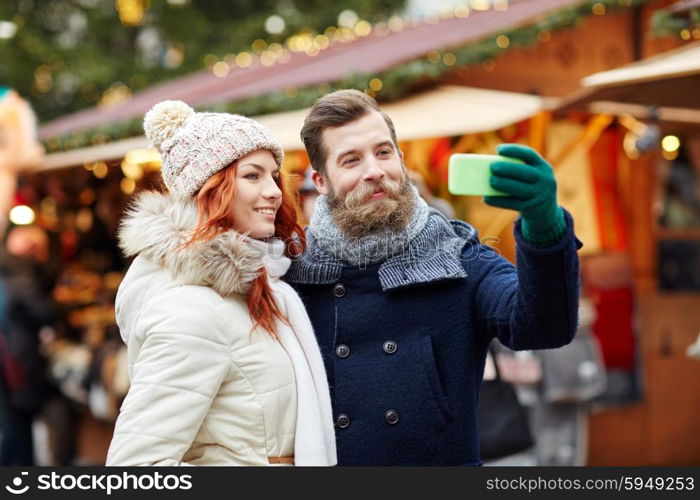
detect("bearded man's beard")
(327, 173), (414, 239)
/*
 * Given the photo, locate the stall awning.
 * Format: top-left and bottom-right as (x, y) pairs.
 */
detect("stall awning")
(581, 42), (700, 89)
(41, 85), (544, 171)
(557, 41), (700, 121)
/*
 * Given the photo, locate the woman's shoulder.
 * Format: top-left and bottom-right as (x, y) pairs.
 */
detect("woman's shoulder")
(120, 255), (234, 303)
(143, 283), (246, 333)
(120, 259), (247, 341)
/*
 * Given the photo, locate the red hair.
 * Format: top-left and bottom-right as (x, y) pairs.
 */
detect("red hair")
(185, 161), (306, 336)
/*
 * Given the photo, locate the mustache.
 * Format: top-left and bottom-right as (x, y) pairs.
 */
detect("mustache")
(342, 177), (405, 209)
(327, 175), (414, 239)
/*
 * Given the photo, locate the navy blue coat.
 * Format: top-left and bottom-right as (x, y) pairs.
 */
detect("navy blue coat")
(288, 213), (581, 466)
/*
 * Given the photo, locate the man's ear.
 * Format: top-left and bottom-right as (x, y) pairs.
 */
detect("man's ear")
(312, 170), (328, 196)
(399, 149), (409, 175)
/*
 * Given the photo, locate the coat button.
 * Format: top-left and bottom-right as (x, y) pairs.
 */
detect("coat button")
(335, 344), (350, 358)
(385, 410), (400, 425)
(382, 340), (398, 354)
(333, 283), (346, 298)
(336, 414), (351, 429)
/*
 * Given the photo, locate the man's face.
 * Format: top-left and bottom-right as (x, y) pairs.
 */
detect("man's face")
(312, 110), (405, 200)
(311, 111), (414, 237)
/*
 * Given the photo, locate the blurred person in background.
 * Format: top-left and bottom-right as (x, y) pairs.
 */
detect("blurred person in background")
(0, 87), (44, 235)
(106, 101), (335, 466)
(0, 225), (55, 466)
(407, 169), (455, 218)
(299, 167), (320, 225)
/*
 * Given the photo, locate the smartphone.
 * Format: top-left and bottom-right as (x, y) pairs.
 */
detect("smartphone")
(448, 153), (524, 196)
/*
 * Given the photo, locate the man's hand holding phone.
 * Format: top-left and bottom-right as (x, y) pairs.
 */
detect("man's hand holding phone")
(448, 144), (566, 246)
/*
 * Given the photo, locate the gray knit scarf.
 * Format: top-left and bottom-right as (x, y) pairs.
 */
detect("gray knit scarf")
(309, 184), (430, 267)
(286, 185), (477, 290)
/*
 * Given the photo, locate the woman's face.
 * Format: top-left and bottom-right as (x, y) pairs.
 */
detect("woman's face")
(232, 149), (282, 239)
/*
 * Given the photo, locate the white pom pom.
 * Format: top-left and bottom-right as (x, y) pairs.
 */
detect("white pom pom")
(143, 100), (195, 149)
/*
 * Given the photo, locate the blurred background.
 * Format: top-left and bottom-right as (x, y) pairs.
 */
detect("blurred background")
(0, 0), (699, 466)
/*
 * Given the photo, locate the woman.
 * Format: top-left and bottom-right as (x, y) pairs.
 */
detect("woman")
(106, 100), (336, 466)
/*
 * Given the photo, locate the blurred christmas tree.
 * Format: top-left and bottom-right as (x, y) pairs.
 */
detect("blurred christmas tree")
(0, 0), (405, 122)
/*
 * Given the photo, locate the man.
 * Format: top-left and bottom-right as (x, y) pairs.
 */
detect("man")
(286, 89), (581, 466)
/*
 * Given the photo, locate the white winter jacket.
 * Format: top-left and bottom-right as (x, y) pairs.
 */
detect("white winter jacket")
(106, 191), (336, 466)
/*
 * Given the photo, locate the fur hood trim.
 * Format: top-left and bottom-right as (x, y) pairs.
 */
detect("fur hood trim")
(118, 191), (262, 296)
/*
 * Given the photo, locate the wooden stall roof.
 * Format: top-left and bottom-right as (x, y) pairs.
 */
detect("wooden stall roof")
(557, 41), (700, 120)
(38, 0), (583, 142)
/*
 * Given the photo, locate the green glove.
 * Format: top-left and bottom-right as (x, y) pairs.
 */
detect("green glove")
(484, 144), (566, 247)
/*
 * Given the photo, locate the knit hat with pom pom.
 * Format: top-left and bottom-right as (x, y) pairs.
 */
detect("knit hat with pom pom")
(143, 100), (284, 197)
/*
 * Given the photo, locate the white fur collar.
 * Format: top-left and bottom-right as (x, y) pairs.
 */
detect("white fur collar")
(118, 191), (262, 296)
